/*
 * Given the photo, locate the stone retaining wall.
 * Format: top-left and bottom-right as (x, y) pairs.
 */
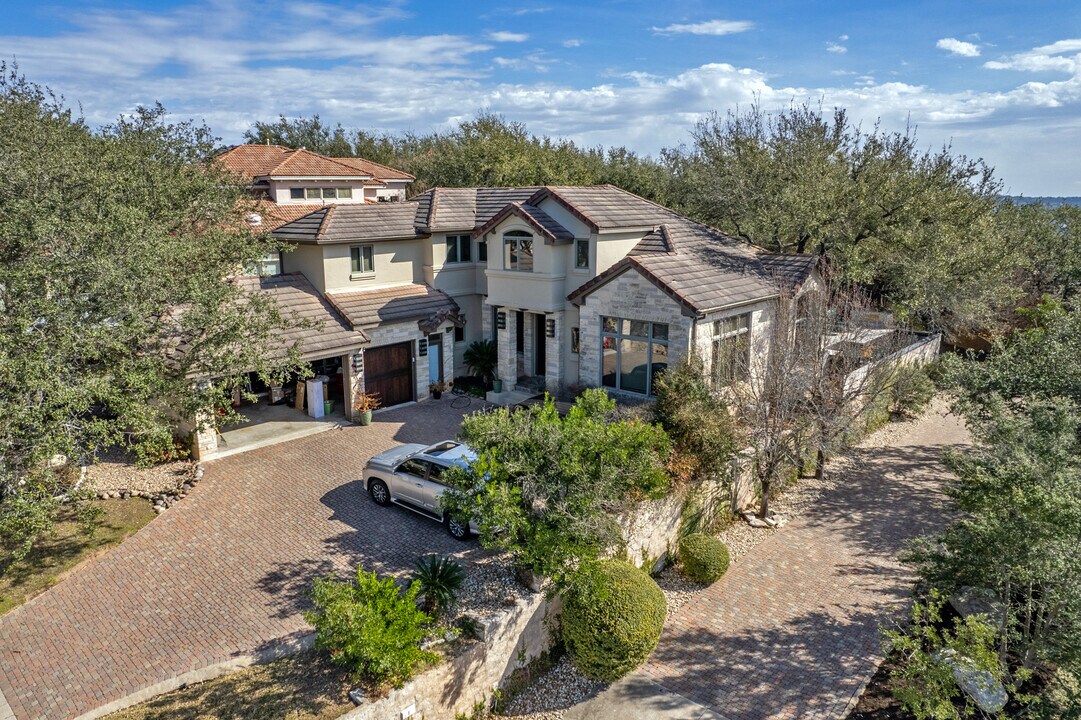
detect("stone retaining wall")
(342, 593), (558, 720)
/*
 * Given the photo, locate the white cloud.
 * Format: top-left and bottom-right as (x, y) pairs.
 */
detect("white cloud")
(562, 39), (582, 48)
(488, 31), (529, 43)
(937, 38), (981, 57)
(651, 19), (753, 36)
(839, 34), (849, 41)
(826, 42), (847, 54)
(4, 3), (1081, 194)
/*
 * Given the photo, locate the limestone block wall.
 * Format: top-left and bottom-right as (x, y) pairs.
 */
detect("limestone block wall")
(577, 269), (694, 391)
(341, 593), (558, 720)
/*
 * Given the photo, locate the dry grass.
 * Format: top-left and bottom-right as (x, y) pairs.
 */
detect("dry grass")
(106, 650), (355, 720)
(0, 498), (156, 616)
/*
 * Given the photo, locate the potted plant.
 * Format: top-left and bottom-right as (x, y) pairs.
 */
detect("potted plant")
(354, 392), (381, 426)
(463, 340), (498, 391)
(429, 380), (451, 400)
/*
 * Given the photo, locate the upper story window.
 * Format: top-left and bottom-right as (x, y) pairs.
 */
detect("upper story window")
(503, 230), (534, 272)
(351, 245), (374, 275)
(711, 312), (752, 387)
(478, 240), (488, 263)
(575, 238), (590, 269)
(601, 317), (669, 396)
(445, 235), (472, 264)
(292, 187), (352, 200)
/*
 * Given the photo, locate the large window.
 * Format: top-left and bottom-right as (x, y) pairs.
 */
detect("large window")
(503, 230), (534, 272)
(711, 312), (751, 387)
(351, 245), (374, 275)
(575, 238), (590, 269)
(601, 317), (669, 396)
(445, 235), (472, 264)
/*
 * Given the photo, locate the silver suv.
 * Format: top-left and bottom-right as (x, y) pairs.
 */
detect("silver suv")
(364, 440), (478, 540)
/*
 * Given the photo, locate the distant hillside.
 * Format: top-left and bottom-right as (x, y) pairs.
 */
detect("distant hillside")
(1007, 196), (1081, 208)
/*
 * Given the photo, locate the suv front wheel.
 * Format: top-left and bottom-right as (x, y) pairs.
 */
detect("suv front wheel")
(368, 479), (392, 506)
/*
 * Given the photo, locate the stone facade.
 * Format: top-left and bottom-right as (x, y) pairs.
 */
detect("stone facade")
(363, 320), (458, 403)
(577, 269), (695, 393)
(544, 310), (564, 393)
(495, 307), (519, 389)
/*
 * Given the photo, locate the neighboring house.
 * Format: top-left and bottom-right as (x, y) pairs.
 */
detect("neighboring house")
(217, 144), (414, 209)
(264, 185), (820, 419)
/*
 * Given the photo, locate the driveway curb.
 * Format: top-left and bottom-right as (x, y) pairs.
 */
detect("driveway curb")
(73, 632), (315, 720)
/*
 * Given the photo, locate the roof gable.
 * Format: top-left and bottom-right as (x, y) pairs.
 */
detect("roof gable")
(472, 202), (574, 244)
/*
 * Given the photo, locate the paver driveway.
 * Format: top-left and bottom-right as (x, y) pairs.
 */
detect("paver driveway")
(0, 400), (491, 720)
(567, 405), (970, 720)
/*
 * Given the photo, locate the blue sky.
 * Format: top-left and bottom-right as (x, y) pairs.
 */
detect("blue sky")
(2, 0), (1079, 195)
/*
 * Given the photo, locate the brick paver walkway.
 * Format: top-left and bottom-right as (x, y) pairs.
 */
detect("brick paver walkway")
(0, 400), (489, 720)
(570, 406), (970, 720)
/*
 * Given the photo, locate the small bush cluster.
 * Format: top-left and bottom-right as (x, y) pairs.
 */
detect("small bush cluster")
(410, 554), (464, 617)
(562, 560), (666, 681)
(890, 365), (936, 418)
(305, 566), (437, 687)
(678, 533), (731, 584)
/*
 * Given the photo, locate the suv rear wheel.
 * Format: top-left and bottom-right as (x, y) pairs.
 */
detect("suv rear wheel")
(444, 514), (470, 541)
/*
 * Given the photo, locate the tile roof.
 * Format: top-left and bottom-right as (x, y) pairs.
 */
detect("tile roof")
(532, 185), (680, 230)
(249, 201), (326, 231)
(412, 187), (542, 232)
(272, 203), (424, 244)
(472, 202), (575, 244)
(332, 156), (415, 181)
(232, 273), (368, 360)
(216, 145), (412, 182)
(570, 220), (819, 314)
(326, 284), (461, 332)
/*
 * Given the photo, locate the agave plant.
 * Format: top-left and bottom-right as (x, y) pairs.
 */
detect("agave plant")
(410, 554), (465, 616)
(463, 339), (498, 388)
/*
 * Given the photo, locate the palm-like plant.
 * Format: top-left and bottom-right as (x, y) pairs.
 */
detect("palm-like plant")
(463, 340), (498, 388)
(410, 554), (465, 616)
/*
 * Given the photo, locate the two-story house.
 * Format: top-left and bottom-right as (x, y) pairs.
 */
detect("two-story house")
(264, 185), (820, 418)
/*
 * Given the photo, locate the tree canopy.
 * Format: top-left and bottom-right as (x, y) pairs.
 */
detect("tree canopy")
(0, 69), (300, 558)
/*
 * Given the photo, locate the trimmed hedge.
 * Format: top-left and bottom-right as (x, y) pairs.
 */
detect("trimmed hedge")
(562, 560), (666, 681)
(679, 533), (731, 584)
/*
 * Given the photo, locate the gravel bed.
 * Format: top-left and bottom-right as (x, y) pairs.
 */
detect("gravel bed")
(456, 552), (528, 617)
(494, 656), (607, 719)
(83, 448), (193, 495)
(494, 395), (955, 718)
(654, 564), (707, 622)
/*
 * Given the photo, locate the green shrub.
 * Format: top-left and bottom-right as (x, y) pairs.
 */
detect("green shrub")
(410, 554), (464, 617)
(562, 560), (666, 681)
(890, 365), (935, 418)
(678, 533), (731, 584)
(652, 358), (737, 482)
(305, 566), (437, 687)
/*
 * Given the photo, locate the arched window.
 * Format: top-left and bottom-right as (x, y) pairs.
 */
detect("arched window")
(502, 230), (534, 272)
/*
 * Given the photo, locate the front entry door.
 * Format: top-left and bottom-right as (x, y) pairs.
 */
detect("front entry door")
(428, 334), (443, 386)
(534, 314), (546, 376)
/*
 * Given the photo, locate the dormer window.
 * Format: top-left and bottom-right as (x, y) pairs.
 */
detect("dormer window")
(502, 230), (534, 272)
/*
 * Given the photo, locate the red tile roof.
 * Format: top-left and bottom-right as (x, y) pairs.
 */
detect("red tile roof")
(217, 145), (411, 183)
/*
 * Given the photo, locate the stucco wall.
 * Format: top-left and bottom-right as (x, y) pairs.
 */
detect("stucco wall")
(323, 241), (422, 292)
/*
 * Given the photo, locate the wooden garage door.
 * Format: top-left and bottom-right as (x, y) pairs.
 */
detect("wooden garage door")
(365, 342), (414, 408)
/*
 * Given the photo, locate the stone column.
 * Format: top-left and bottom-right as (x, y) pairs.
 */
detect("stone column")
(496, 307), (518, 390)
(343, 350), (362, 421)
(545, 311), (565, 394)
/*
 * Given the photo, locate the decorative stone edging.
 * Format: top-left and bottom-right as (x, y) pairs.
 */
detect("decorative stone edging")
(95, 462), (205, 515)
